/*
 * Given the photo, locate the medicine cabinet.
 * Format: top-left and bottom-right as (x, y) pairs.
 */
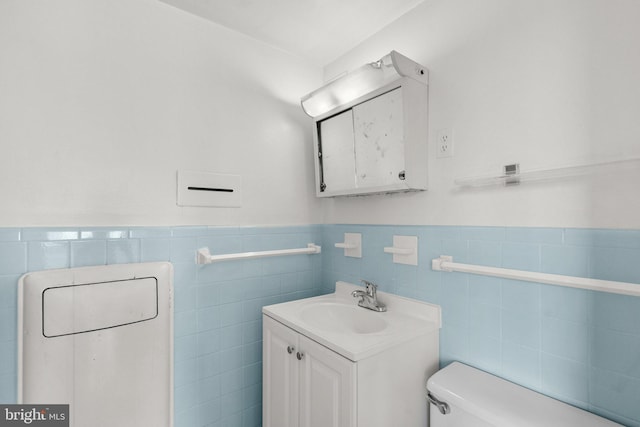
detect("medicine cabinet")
(301, 51), (429, 197)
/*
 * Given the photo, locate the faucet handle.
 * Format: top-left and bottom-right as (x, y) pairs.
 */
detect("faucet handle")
(360, 279), (378, 296)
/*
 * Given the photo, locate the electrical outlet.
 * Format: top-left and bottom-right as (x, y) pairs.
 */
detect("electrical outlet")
(436, 128), (454, 158)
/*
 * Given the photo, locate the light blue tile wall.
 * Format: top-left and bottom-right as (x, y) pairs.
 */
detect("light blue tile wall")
(322, 224), (640, 427)
(0, 225), (323, 427)
(2, 224), (640, 426)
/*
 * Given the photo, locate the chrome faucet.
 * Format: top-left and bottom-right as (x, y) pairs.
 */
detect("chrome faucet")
(351, 280), (387, 312)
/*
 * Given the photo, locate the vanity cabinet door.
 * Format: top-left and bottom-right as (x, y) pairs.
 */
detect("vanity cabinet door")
(263, 316), (300, 427)
(298, 335), (356, 427)
(263, 315), (356, 427)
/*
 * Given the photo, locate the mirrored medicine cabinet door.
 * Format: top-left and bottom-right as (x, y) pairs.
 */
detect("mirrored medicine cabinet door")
(314, 79), (427, 197)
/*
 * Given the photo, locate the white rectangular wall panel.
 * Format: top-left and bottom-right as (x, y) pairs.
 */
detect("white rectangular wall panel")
(18, 262), (174, 427)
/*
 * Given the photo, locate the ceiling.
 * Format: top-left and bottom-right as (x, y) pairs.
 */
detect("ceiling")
(159, 0), (425, 66)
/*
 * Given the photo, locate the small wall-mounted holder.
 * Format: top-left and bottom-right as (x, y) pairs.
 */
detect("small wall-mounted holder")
(504, 163), (520, 186)
(454, 157), (640, 189)
(334, 233), (362, 258)
(431, 255), (453, 271)
(384, 235), (418, 265)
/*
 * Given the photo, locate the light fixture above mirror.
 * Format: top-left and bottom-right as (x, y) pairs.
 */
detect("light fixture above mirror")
(301, 51), (428, 118)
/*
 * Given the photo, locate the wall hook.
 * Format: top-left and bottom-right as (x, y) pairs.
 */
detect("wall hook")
(383, 235), (418, 265)
(334, 233), (362, 258)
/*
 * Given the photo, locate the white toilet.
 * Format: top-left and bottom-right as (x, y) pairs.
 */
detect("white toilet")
(426, 362), (621, 427)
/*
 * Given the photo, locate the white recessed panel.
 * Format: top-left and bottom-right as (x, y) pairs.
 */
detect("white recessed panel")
(177, 170), (242, 207)
(19, 262), (174, 427)
(42, 278), (158, 338)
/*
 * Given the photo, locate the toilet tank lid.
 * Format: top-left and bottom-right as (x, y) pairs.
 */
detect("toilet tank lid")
(427, 362), (621, 427)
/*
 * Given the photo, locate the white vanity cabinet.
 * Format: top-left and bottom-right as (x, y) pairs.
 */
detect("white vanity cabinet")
(263, 315), (356, 427)
(262, 281), (441, 427)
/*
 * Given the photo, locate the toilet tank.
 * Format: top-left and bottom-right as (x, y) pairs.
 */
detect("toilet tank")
(426, 362), (621, 427)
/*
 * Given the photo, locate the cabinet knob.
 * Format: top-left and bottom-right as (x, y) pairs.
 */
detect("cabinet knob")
(287, 346), (295, 354)
(296, 352), (304, 360)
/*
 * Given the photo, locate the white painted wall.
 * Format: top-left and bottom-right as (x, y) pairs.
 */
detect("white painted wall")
(321, 0), (640, 229)
(3, 0), (638, 229)
(0, 0), (322, 227)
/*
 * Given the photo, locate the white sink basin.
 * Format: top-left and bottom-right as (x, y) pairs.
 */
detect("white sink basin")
(263, 281), (441, 361)
(300, 302), (388, 334)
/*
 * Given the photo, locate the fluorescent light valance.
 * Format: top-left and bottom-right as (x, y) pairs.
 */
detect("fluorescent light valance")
(301, 50), (428, 118)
